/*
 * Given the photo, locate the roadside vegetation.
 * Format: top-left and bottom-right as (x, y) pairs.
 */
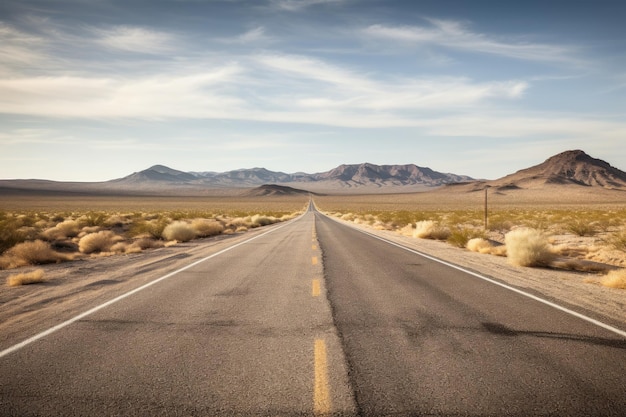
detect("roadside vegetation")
(1, 199), (305, 282)
(319, 204), (626, 290)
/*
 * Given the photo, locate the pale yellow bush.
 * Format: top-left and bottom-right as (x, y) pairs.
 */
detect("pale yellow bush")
(341, 213), (356, 221)
(7, 269), (45, 286)
(601, 269), (626, 289)
(191, 219), (224, 237)
(250, 214), (278, 227)
(0, 240), (68, 269)
(162, 221), (196, 242)
(505, 228), (555, 267)
(41, 220), (81, 241)
(413, 221), (450, 240)
(79, 231), (124, 254)
(467, 238), (492, 254)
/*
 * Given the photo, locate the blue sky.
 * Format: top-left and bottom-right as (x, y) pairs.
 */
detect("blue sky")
(1, 0), (625, 181)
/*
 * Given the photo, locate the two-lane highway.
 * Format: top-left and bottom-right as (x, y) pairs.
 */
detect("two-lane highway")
(0, 204), (625, 416)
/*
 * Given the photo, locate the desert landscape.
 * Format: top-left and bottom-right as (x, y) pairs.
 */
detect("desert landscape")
(1, 150), (625, 305)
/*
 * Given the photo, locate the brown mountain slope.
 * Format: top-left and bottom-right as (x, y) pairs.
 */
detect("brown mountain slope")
(241, 184), (316, 197)
(448, 150), (626, 193)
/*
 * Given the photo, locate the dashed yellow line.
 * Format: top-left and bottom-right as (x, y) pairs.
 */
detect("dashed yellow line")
(314, 339), (331, 415)
(312, 244), (317, 250)
(312, 256), (318, 265)
(312, 279), (321, 297)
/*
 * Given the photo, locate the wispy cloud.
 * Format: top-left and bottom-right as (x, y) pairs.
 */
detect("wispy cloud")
(0, 65), (245, 118)
(254, 53), (528, 111)
(94, 25), (176, 54)
(364, 19), (577, 63)
(218, 26), (272, 44)
(271, 0), (346, 11)
(0, 22), (47, 68)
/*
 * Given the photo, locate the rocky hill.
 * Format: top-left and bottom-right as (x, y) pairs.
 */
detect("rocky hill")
(241, 184), (316, 197)
(446, 150), (626, 193)
(491, 150), (626, 189)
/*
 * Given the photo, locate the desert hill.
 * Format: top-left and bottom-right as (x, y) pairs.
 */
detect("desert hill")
(493, 150), (626, 189)
(446, 150), (626, 193)
(241, 184), (316, 197)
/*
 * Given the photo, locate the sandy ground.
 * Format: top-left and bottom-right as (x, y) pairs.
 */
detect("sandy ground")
(1, 214), (624, 352)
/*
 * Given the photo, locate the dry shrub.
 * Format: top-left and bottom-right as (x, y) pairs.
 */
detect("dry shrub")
(129, 218), (168, 239)
(467, 238), (493, 254)
(601, 269), (626, 289)
(109, 242), (129, 253)
(104, 214), (128, 227)
(42, 220), (80, 241)
(162, 221), (196, 242)
(0, 223), (26, 254)
(191, 219), (224, 237)
(447, 227), (484, 248)
(79, 231), (124, 254)
(250, 214), (278, 227)
(0, 240), (68, 269)
(7, 269), (45, 286)
(505, 228), (555, 267)
(608, 230), (626, 251)
(341, 213), (356, 221)
(131, 238), (164, 250)
(413, 221), (450, 240)
(80, 226), (101, 235)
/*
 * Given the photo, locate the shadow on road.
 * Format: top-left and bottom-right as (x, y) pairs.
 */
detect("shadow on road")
(481, 322), (626, 349)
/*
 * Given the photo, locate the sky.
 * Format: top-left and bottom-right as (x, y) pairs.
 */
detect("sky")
(1, 0), (625, 182)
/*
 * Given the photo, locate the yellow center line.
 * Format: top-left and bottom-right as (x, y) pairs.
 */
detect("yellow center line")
(312, 244), (317, 250)
(312, 256), (318, 265)
(314, 339), (331, 415)
(312, 279), (321, 297)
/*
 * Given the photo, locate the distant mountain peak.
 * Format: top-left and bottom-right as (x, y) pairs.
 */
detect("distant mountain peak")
(492, 149), (626, 189)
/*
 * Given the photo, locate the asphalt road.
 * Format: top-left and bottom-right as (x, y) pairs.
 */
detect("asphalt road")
(1, 204), (625, 416)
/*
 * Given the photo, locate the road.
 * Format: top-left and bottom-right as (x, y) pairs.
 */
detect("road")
(1, 203), (625, 416)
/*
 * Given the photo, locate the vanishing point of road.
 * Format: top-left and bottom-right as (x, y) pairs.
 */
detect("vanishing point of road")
(1, 202), (625, 416)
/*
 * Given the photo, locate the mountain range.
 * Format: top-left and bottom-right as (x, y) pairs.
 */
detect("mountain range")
(1, 150), (625, 196)
(111, 162), (473, 190)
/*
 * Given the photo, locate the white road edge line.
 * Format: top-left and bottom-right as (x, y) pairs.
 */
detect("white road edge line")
(0, 220), (295, 359)
(325, 214), (626, 339)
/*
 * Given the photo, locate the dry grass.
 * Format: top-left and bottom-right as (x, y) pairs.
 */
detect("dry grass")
(467, 238), (493, 254)
(601, 269), (626, 289)
(6, 269), (46, 286)
(0, 240), (69, 269)
(79, 231), (124, 254)
(504, 228), (556, 267)
(413, 221), (450, 240)
(0, 199), (303, 270)
(191, 219), (224, 237)
(162, 221), (196, 242)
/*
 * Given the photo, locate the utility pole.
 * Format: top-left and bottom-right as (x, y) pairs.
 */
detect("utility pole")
(484, 186), (489, 230)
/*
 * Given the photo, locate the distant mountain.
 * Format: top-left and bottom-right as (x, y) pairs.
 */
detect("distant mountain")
(111, 165), (197, 184)
(241, 184), (316, 197)
(452, 150), (626, 192)
(311, 163), (471, 186)
(110, 162), (472, 190)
